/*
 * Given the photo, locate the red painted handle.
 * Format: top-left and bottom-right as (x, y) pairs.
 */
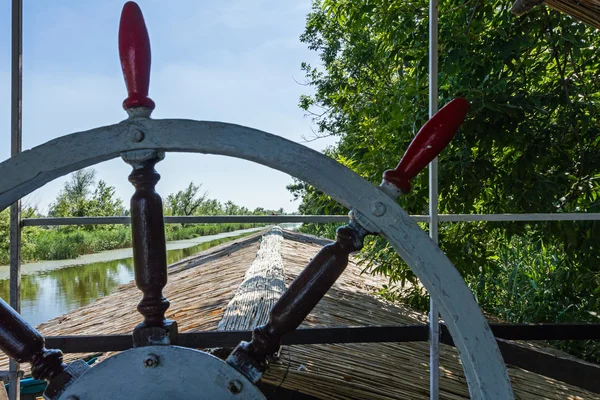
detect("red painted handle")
(382, 98), (469, 193)
(119, 1), (155, 111)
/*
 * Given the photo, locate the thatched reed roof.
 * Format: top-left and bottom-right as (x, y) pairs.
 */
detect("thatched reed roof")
(512, 0), (600, 29)
(1, 228), (598, 399)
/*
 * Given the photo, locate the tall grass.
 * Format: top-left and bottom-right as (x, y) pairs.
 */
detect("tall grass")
(30, 227), (131, 260)
(469, 234), (600, 363)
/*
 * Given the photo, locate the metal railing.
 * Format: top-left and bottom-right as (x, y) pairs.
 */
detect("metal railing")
(19, 212), (600, 227)
(7, 323), (600, 394)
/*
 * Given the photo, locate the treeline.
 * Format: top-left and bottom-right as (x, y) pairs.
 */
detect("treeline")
(0, 169), (281, 263)
(292, 0), (600, 362)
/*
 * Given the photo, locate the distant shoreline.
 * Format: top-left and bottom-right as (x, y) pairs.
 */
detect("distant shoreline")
(0, 226), (266, 280)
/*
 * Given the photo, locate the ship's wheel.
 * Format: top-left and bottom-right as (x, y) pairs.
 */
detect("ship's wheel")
(0, 2), (513, 399)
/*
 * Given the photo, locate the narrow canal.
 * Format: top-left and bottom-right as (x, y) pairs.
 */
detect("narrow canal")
(0, 227), (270, 326)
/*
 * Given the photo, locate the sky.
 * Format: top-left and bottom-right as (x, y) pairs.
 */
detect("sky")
(0, 0), (336, 214)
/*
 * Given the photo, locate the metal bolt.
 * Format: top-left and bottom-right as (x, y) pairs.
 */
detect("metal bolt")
(371, 201), (386, 217)
(132, 130), (145, 142)
(228, 380), (243, 394)
(143, 353), (159, 368)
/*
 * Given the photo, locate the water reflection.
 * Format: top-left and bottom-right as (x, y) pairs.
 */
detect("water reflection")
(0, 234), (247, 326)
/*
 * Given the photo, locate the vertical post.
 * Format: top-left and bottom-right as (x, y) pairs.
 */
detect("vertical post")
(428, 0), (440, 396)
(123, 151), (177, 347)
(9, 0), (23, 399)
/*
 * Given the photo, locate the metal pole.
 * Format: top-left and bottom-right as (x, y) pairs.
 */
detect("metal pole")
(428, 0), (440, 396)
(18, 212), (600, 226)
(9, 0), (23, 399)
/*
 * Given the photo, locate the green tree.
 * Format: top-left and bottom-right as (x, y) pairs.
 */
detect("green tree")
(90, 181), (127, 217)
(197, 199), (223, 215)
(224, 200), (247, 215)
(223, 201), (237, 215)
(0, 208), (11, 264)
(291, 0), (600, 359)
(165, 182), (208, 217)
(49, 169), (125, 219)
(252, 207), (266, 215)
(0, 206), (43, 264)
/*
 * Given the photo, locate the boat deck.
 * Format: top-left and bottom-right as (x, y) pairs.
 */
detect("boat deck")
(0, 228), (598, 399)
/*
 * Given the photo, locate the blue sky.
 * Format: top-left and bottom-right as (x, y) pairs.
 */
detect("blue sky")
(0, 0), (335, 213)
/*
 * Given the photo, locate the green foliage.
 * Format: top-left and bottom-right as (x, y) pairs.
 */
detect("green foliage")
(165, 182), (209, 217)
(49, 169), (126, 220)
(475, 231), (599, 323)
(293, 0), (600, 361)
(0, 206), (43, 264)
(30, 226), (131, 260)
(0, 208), (11, 265)
(165, 183), (284, 219)
(471, 229), (600, 362)
(26, 168), (131, 260)
(224, 200), (249, 216)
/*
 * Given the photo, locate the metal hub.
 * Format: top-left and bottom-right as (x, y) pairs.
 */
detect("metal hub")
(58, 346), (265, 400)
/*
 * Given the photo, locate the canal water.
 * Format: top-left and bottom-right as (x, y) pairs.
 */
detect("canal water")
(0, 227), (273, 326)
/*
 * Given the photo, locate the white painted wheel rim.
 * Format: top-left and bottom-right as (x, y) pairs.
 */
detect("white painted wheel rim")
(0, 118), (514, 399)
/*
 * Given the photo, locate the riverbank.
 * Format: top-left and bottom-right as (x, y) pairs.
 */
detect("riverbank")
(1, 222), (263, 265)
(0, 226), (267, 279)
